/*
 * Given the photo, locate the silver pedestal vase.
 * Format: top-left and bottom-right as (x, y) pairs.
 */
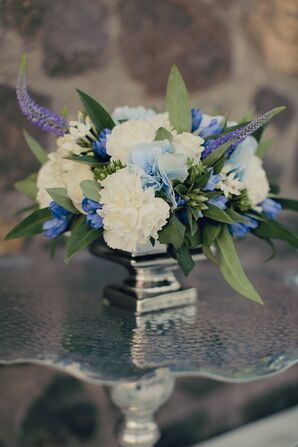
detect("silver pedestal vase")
(90, 240), (204, 314)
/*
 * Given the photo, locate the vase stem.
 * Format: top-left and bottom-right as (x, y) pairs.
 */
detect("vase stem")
(110, 369), (175, 447)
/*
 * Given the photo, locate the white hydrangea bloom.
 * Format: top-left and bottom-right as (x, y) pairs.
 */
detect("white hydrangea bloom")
(37, 144), (94, 212)
(36, 150), (68, 208)
(172, 132), (204, 161)
(106, 119), (158, 163)
(99, 167), (170, 252)
(112, 106), (157, 122)
(241, 155), (269, 205)
(106, 112), (204, 164)
(66, 162), (94, 212)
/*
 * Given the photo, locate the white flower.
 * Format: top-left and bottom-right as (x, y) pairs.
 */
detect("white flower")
(217, 169), (244, 198)
(112, 106), (157, 122)
(172, 132), (204, 161)
(106, 113), (172, 163)
(36, 144), (94, 212)
(57, 134), (83, 156)
(241, 155), (269, 205)
(99, 167), (170, 252)
(65, 162), (94, 212)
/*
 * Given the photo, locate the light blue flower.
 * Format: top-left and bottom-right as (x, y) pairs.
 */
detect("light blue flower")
(199, 118), (224, 139)
(228, 216), (258, 238)
(128, 142), (188, 206)
(208, 195), (228, 210)
(82, 197), (103, 230)
(226, 136), (258, 176)
(261, 198), (282, 220)
(112, 106), (156, 122)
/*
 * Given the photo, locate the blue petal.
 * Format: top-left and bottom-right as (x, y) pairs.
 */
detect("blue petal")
(228, 216), (258, 238)
(86, 212), (103, 230)
(82, 197), (101, 213)
(261, 198), (282, 220)
(43, 216), (69, 238)
(191, 108), (203, 132)
(49, 201), (71, 218)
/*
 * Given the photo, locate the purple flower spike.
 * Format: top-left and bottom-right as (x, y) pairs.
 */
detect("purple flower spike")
(16, 54), (69, 136)
(202, 107), (285, 159)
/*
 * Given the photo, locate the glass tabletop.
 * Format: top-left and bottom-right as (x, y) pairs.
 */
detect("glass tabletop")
(0, 240), (297, 385)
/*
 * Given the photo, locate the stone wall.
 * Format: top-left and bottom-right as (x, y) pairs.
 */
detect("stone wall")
(0, 0), (297, 224)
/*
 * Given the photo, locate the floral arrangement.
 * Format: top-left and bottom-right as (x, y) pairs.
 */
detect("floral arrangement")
(6, 55), (298, 304)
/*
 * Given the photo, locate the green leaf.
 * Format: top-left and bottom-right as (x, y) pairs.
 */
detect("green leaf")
(253, 221), (298, 249)
(269, 196), (298, 212)
(213, 155), (227, 174)
(158, 214), (185, 249)
(46, 188), (79, 214)
(225, 208), (249, 224)
(155, 127), (173, 142)
(15, 203), (39, 216)
(15, 173), (38, 199)
(193, 171), (211, 189)
(186, 208), (198, 236)
(174, 183), (188, 196)
(202, 221), (222, 247)
(76, 89), (115, 134)
(23, 130), (48, 165)
(203, 204), (235, 224)
(65, 216), (101, 264)
(202, 244), (218, 264)
(185, 228), (201, 248)
(215, 226), (263, 304)
(256, 139), (274, 158)
(64, 155), (104, 166)
(5, 208), (52, 240)
(203, 142), (231, 167)
(80, 180), (101, 202)
(175, 246), (195, 275)
(166, 65), (192, 133)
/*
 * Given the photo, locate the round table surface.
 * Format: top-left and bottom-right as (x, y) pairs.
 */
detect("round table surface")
(0, 239), (297, 385)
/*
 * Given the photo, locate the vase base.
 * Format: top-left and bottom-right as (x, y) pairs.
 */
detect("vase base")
(104, 285), (197, 314)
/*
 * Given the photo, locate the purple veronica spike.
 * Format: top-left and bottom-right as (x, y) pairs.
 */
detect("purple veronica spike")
(202, 107), (285, 159)
(16, 55), (68, 136)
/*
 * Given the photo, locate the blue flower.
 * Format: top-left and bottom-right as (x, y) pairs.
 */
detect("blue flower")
(226, 136), (258, 176)
(199, 118), (224, 139)
(43, 217), (70, 238)
(112, 106), (156, 122)
(82, 197), (103, 230)
(191, 108), (203, 132)
(43, 201), (72, 238)
(208, 195), (228, 210)
(261, 198), (282, 220)
(175, 194), (186, 207)
(128, 142), (186, 206)
(228, 216), (258, 238)
(203, 173), (221, 192)
(17, 56), (68, 137)
(49, 201), (71, 217)
(93, 128), (111, 161)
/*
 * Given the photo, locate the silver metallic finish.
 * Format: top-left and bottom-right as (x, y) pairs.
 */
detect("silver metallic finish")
(0, 246), (297, 384)
(110, 369), (175, 447)
(0, 245), (298, 447)
(90, 241), (204, 313)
